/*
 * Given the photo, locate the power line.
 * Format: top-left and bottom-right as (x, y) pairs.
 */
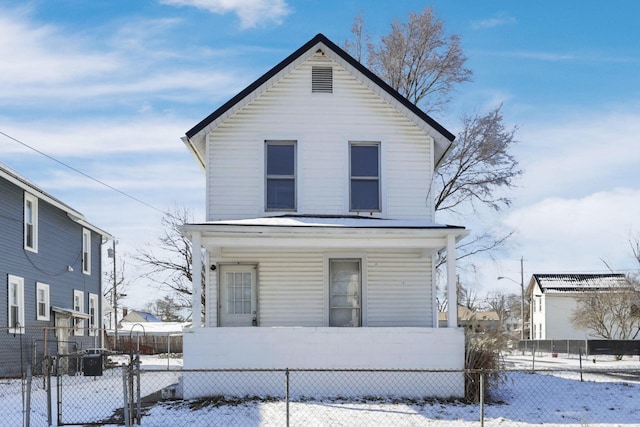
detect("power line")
(0, 130), (167, 215)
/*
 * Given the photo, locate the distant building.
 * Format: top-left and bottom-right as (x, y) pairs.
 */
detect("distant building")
(439, 306), (500, 332)
(120, 309), (161, 324)
(527, 273), (630, 340)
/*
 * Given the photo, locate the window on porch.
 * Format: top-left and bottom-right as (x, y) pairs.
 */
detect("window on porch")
(329, 259), (361, 327)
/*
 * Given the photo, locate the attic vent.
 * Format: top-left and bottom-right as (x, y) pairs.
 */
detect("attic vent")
(312, 66), (333, 93)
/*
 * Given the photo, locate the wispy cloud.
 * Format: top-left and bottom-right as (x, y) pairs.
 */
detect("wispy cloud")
(475, 49), (638, 63)
(160, 0), (291, 29)
(471, 13), (517, 30)
(0, 7), (251, 109)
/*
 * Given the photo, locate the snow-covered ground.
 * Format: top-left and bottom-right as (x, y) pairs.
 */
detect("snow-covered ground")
(2, 353), (639, 426)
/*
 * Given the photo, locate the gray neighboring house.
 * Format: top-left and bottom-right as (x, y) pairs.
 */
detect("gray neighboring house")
(0, 162), (111, 377)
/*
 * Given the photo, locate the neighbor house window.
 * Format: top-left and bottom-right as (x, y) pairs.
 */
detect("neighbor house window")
(88, 293), (98, 336)
(82, 228), (91, 275)
(8, 275), (25, 334)
(36, 282), (50, 321)
(265, 140), (296, 211)
(350, 142), (380, 211)
(329, 259), (361, 327)
(73, 290), (84, 336)
(24, 193), (38, 252)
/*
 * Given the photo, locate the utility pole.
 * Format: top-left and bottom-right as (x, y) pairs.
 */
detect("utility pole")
(519, 256), (525, 341)
(498, 256), (526, 341)
(108, 240), (118, 350)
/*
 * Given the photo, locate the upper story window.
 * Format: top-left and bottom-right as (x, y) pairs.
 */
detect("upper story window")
(8, 275), (25, 334)
(265, 140), (296, 211)
(24, 193), (38, 252)
(36, 282), (50, 321)
(82, 228), (91, 275)
(350, 142), (381, 212)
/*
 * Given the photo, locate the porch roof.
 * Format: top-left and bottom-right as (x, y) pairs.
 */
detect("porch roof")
(180, 216), (468, 250)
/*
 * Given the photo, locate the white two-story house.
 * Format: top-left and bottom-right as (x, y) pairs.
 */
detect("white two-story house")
(179, 33), (469, 398)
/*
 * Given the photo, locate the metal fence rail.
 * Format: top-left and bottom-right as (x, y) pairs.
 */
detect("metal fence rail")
(0, 342), (640, 427)
(1, 356), (639, 426)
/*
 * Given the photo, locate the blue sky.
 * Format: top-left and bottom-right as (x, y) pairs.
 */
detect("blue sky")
(2, 0), (640, 306)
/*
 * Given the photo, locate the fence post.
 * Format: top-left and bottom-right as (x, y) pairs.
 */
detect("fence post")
(57, 357), (62, 426)
(25, 364), (32, 427)
(479, 370), (484, 427)
(136, 354), (141, 425)
(46, 357), (52, 427)
(579, 348), (584, 382)
(285, 368), (290, 427)
(123, 367), (130, 427)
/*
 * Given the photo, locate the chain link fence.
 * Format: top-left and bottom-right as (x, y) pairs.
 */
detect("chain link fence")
(1, 358), (638, 426)
(0, 329), (639, 427)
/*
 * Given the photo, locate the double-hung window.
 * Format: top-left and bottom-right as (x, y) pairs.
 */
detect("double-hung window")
(73, 290), (84, 336)
(24, 193), (38, 252)
(350, 142), (380, 212)
(265, 140), (296, 211)
(8, 275), (25, 334)
(88, 293), (99, 336)
(36, 282), (50, 321)
(82, 228), (91, 275)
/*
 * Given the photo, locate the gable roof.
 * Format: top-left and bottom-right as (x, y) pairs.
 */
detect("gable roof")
(121, 310), (162, 323)
(529, 273), (630, 295)
(183, 33), (455, 170)
(0, 161), (112, 238)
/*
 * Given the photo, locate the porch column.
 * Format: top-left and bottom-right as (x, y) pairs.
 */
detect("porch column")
(446, 234), (458, 328)
(192, 231), (202, 328)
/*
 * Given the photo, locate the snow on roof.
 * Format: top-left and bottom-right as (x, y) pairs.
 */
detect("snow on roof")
(533, 273), (630, 294)
(111, 321), (191, 336)
(195, 215), (462, 229)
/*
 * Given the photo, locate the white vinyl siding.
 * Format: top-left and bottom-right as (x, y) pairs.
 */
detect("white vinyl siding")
(206, 54), (434, 221)
(8, 275), (25, 334)
(82, 228), (91, 275)
(88, 293), (99, 336)
(24, 193), (38, 252)
(207, 248), (432, 328)
(36, 282), (50, 321)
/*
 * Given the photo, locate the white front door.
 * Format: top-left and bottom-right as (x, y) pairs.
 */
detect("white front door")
(219, 265), (257, 327)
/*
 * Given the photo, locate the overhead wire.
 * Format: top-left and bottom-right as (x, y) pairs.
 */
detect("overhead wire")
(0, 130), (167, 215)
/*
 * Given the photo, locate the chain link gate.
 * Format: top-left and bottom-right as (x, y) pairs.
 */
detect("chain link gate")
(54, 352), (142, 426)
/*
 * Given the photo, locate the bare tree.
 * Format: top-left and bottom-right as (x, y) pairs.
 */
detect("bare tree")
(631, 233), (640, 266)
(346, 7), (472, 114)
(571, 277), (640, 349)
(434, 106), (520, 213)
(134, 206), (205, 318)
(458, 279), (481, 311)
(143, 295), (186, 322)
(345, 10), (522, 274)
(343, 12), (368, 63)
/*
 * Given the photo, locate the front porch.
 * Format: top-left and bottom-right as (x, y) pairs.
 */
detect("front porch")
(182, 326), (465, 399)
